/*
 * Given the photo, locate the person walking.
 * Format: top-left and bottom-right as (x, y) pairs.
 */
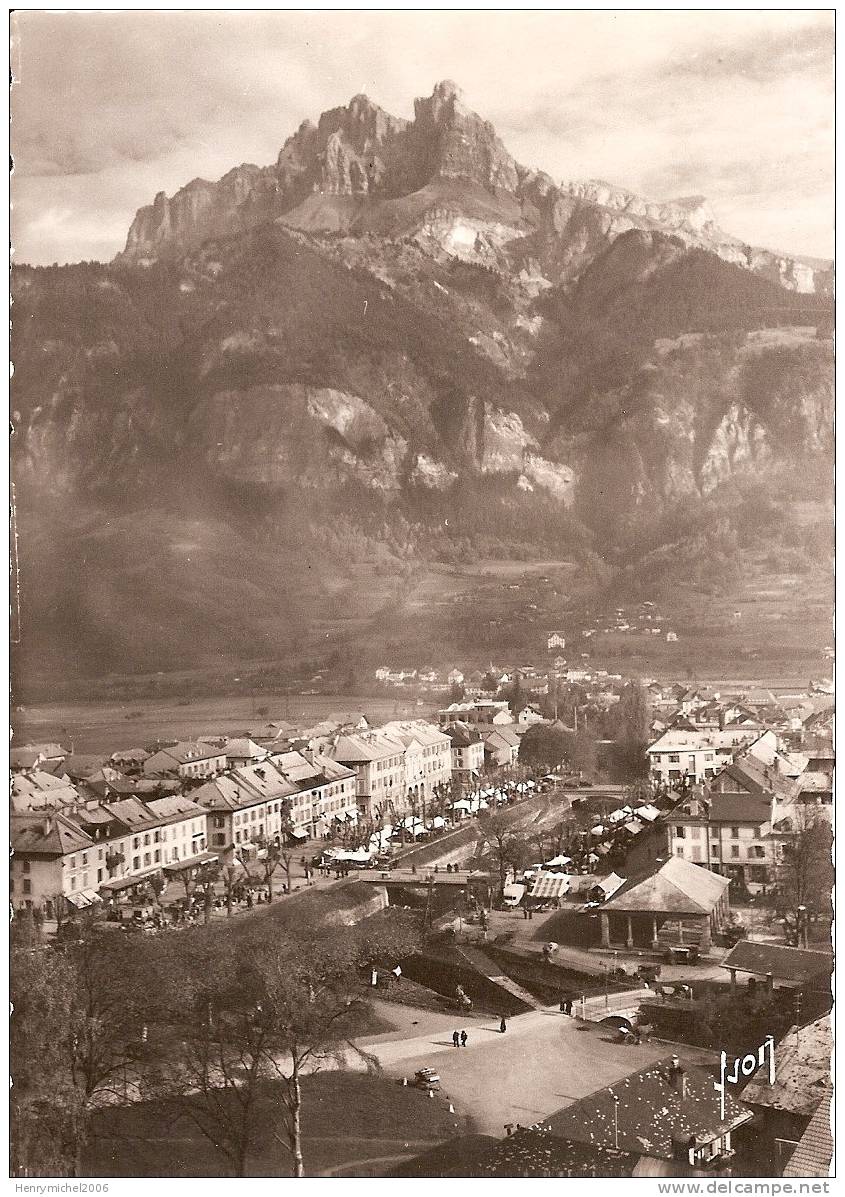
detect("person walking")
(499, 1015), (507, 1034)
(452, 1030), (460, 1048)
(460, 1030), (468, 1048)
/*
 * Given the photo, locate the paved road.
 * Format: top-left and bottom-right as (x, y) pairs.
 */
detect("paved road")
(352, 1008), (716, 1137)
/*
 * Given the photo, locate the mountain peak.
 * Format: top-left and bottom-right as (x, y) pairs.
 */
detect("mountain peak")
(432, 79), (462, 102)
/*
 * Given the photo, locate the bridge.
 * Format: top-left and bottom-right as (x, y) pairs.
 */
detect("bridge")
(359, 867), (484, 888)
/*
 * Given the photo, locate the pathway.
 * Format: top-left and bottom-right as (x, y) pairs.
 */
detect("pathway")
(455, 945), (542, 1010)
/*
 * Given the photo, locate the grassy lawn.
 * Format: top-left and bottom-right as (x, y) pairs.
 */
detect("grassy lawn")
(86, 1072), (467, 1178)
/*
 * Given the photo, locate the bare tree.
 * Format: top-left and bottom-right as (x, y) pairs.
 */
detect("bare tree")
(255, 835), (282, 899)
(11, 927), (155, 1176)
(772, 807), (833, 946)
(221, 863), (240, 917)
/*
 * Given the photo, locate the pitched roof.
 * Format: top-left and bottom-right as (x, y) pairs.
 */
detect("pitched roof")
(602, 856), (730, 916)
(331, 731), (406, 762)
(105, 796), (159, 830)
(191, 776), (247, 812)
(483, 726), (521, 747)
(233, 761), (298, 802)
(11, 812), (93, 856)
(446, 721), (483, 747)
(708, 793), (772, 824)
(144, 740), (224, 770)
(722, 942), (833, 986)
(782, 1086), (833, 1177)
(541, 1057), (751, 1159)
(743, 1018), (832, 1116)
(221, 737), (267, 759)
(468, 1128), (636, 1177)
(144, 794), (206, 824)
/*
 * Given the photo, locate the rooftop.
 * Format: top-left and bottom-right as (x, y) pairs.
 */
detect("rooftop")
(782, 1086), (833, 1177)
(11, 812), (93, 856)
(541, 1057), (751, 1159)
(743, 1017), (832, 1117)
(722, 942), (833, 987)
(603, 856), (730, 916)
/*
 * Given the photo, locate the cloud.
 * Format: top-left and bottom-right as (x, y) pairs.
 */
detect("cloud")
(10, 10), (833, 264)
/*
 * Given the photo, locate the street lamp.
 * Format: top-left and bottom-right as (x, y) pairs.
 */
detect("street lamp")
(611, 1091), (620, 1150)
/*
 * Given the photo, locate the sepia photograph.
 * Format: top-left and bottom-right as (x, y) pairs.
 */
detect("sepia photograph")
(9, 8), (834, 1181)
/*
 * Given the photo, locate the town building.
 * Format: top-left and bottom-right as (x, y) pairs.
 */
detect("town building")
(10, 812), (96, 914)
(218, 737), (269, 768)
(482, 726), (521, 769)
(10, 743), (68, 772)
(193, 763), (303, 860)
(598, 856), (731, 952)
(539, 1056), (752, 1176)
(446, 722), (485, 786)
(143, 740), (227, 780)
(11, 769), (82, 813)
(741, 1016), (832, 1176)
(781, 1086), (833, 1178)
(646, 727), (763, 785)
(379, 719), (453, 805)
(436, 699), (513, 727)
(10, 792), (210, 914)
(547, 631), (566, 651)
(328, 729), (407, 821)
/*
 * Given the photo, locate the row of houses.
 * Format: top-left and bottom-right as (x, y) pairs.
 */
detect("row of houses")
(10, 719), (475, 912)
(10, 744), (362, 915)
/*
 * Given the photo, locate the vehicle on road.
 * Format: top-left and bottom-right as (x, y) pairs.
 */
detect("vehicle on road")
(502, 882), (527, 908)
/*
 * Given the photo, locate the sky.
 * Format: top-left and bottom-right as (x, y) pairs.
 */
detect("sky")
(11, 10), (834, 266)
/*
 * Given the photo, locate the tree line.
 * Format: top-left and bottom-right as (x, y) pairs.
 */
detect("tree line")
(11, 906), (420, 1178)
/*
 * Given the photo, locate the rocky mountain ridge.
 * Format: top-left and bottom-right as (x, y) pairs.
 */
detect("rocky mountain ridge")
(12, 84), (832, 685)
(118, 81), (831, 297)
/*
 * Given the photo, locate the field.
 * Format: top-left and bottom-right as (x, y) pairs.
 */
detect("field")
(86, 1072), (466, 1178)
(11, 535), (832, 753)
(11, 693), (429, 755)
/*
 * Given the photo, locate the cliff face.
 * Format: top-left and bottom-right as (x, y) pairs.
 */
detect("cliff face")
(117, 81), (830, 296)
(11, 89), (833, 681)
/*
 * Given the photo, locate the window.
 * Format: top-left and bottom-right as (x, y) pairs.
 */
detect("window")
(731, 845), (740, 858)
(70, 875), (77, 890)
(214, 833), (226, 846)
(133, 837), (140, 850)
(731, 827), (740, 838)
(22, 879), (31, 894)
(690, 826), (701, 841)
(22, 860), (30, 874)
(144, 834), (151, 847)
(675, 846), (684, 857)
(97, 868), (103, 883)
(675, 826), (686, 839)
(133, 856), (140, 870)
(143, 852), (151, 867)
(154, 850), (161, 864)
(711, 844), (719, 856)
(81, 853), (88, 865)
